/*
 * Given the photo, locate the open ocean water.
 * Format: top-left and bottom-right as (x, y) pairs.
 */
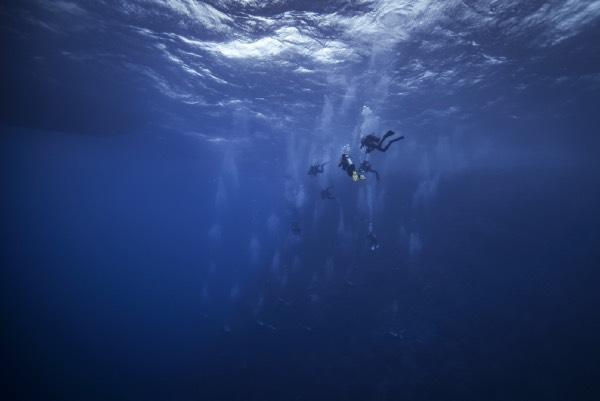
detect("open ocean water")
(2, 1), (600, 400)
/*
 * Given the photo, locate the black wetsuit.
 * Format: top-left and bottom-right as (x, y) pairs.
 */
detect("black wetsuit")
(339, 153), (366, 181)
(360, 130), (404, 153)
(338, 154), (356, 177)
(308, 163), (326, 177)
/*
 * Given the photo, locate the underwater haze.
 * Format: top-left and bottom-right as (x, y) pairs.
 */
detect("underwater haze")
(2, 1), (600, 400)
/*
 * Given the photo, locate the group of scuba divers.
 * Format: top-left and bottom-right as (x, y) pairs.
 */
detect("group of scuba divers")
(308, 130), (404, 183)
(295, 130), (405, 250)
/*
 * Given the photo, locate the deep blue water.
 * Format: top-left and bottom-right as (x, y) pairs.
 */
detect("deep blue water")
(2, 1), (600, 400)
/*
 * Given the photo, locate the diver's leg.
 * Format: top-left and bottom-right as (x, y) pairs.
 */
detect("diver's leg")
(379, 136), (404, 151)
(377, 133), (391, 150)
(373, 170), (380, 181)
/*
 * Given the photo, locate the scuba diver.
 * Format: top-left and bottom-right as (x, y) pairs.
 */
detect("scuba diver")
(367, 232), (380, 251)
(339, 152), (366, 182)
(360, 130), (404, 153)
(320, 186), (335, 200)
(359, 160), (380, 181)
(307, 162), (327, 177)
(290, 222), (301, 236)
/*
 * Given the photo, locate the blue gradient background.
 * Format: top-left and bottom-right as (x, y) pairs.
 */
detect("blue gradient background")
(2, 1), (600, 400)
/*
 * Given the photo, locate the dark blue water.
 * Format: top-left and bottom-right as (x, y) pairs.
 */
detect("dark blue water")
(2, 1), (600, 400)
